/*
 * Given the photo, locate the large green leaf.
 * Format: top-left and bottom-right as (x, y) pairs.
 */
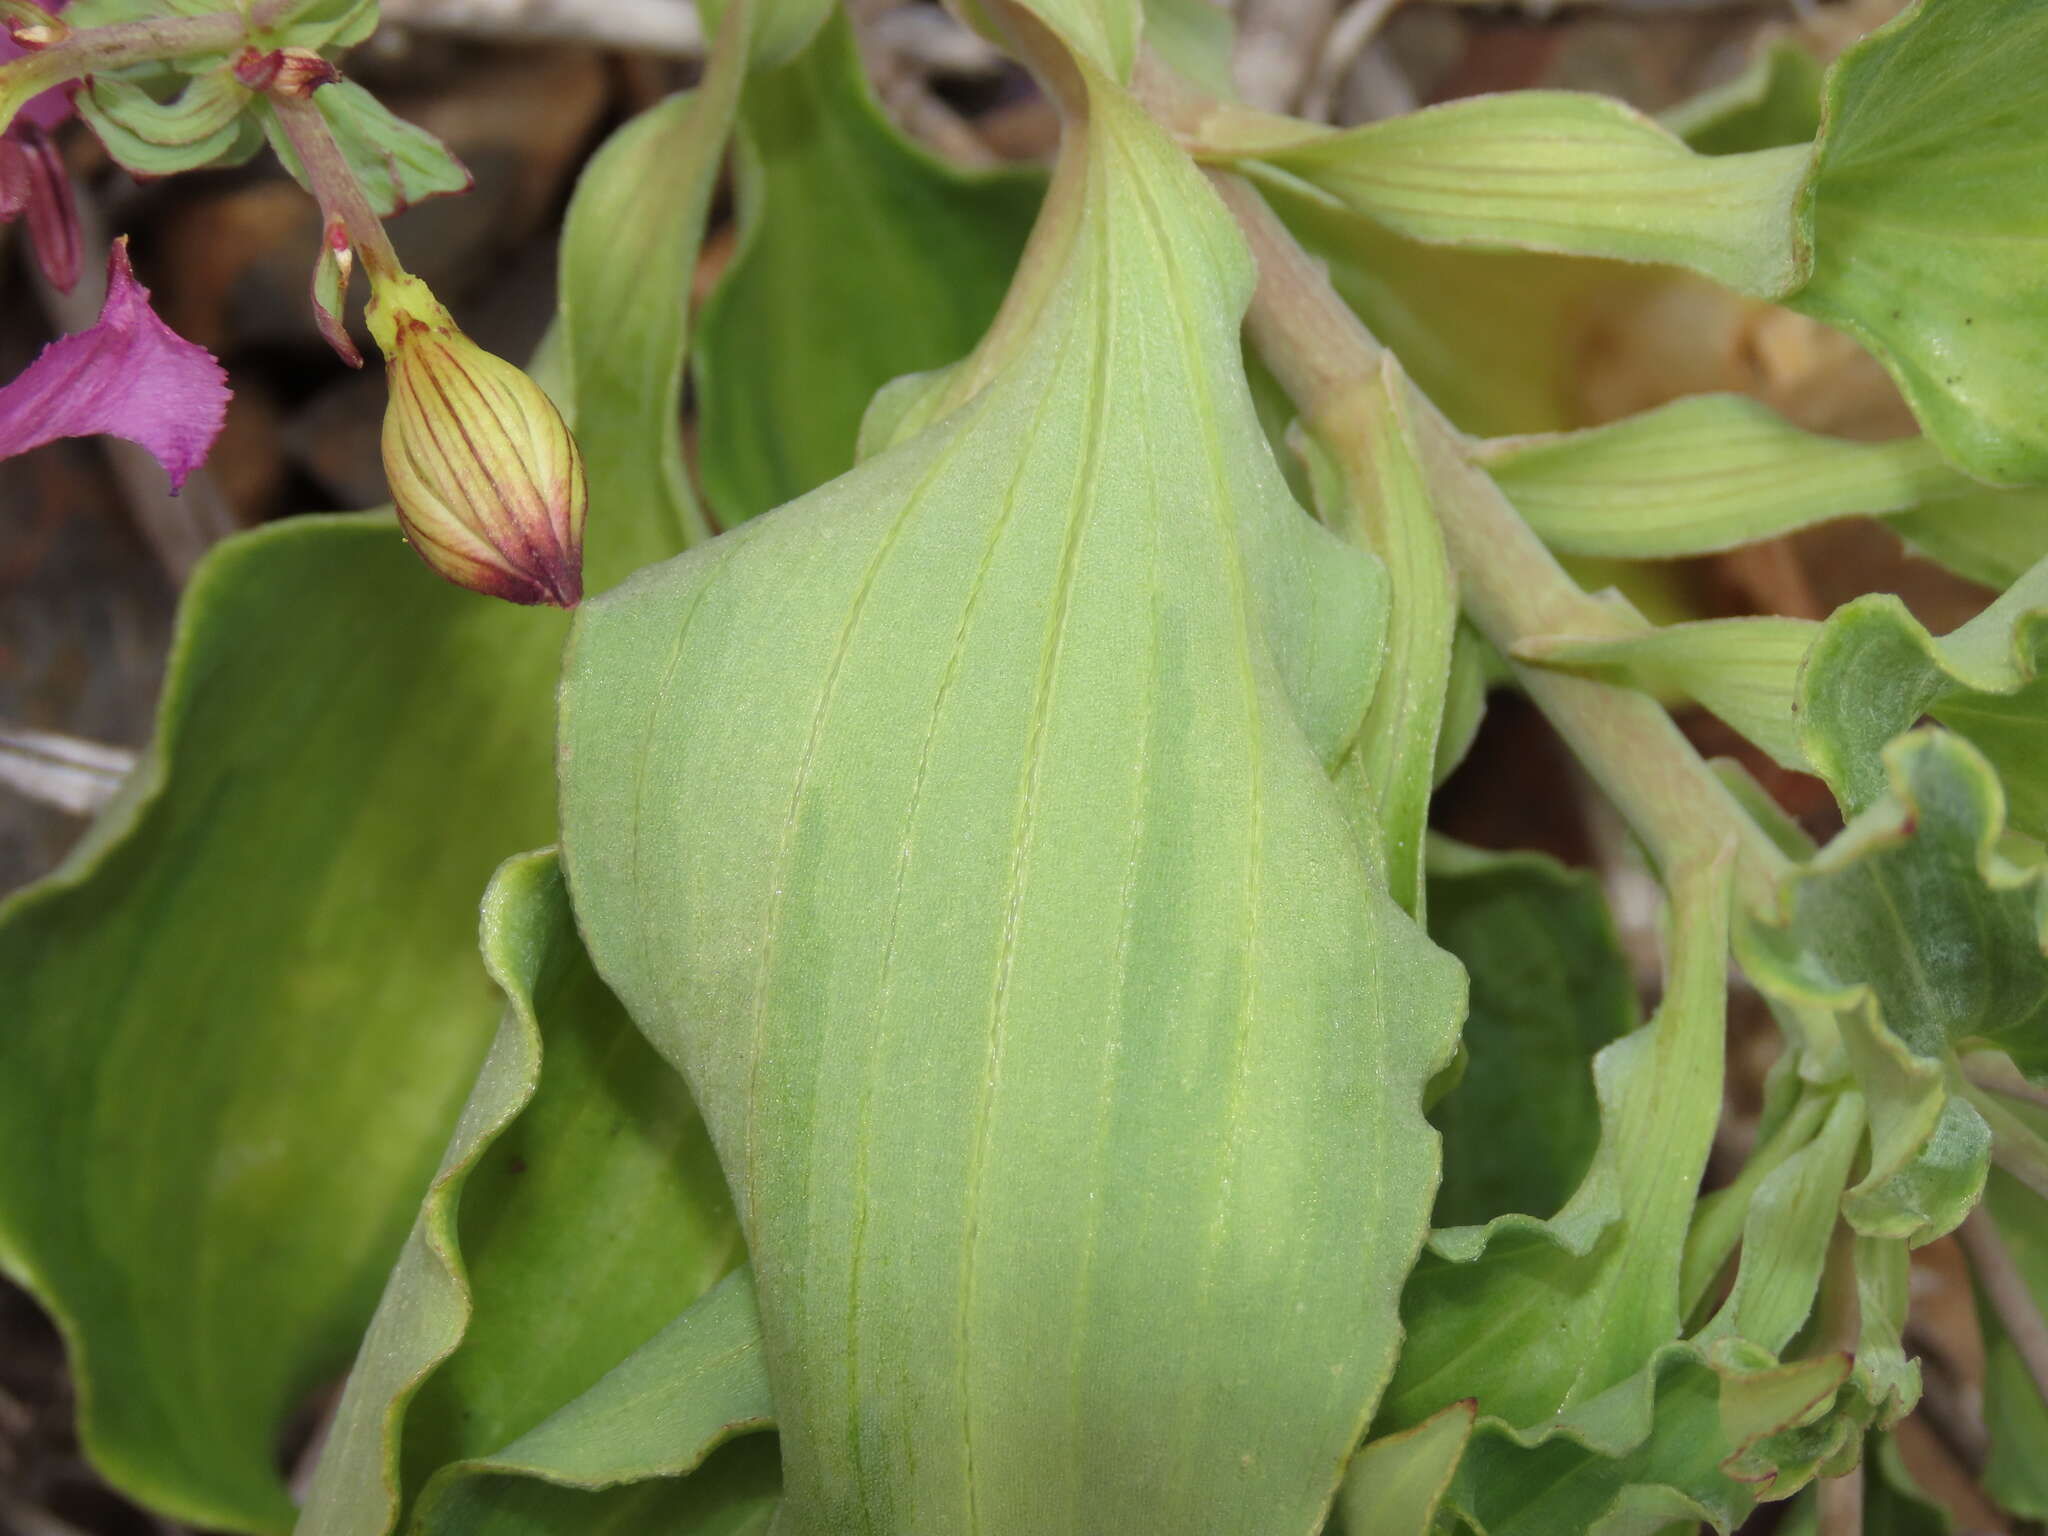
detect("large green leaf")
(1381, 855), (1730, 1433)
(1225, 93), (1810, 297)
(0, 518), (565, 1534)
(693, 11), (1040, 525)
(1797, 557), (2048, 838)
(1788, 0), (2048, 484)
(1423, 842), (1638, 1230)
(295, 852), (742, 1536)
(0, 50), (740, 1525)
(559, 73), (1459, 1535)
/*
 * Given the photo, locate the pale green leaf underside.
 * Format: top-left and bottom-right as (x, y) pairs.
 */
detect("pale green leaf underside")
(1798, 556), (2048, 839)
(1243, 93), (1810, 298)
(1310, 358), (1456, 916)
(1516, 616), (1814, 774)
(0, 517), (564, 1534)
(561, 82), (1458, 1535)
(1790, 0), (2048, 484)
(1476, 394), (2035, 562)
(693, 11), (1040, 525)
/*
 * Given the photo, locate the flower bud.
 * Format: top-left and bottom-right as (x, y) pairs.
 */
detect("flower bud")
(368, 271), (584, 607)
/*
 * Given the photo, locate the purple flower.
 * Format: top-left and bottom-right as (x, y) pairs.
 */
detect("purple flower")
(1, 9), (82, 292)
(0, 238), (230, 490)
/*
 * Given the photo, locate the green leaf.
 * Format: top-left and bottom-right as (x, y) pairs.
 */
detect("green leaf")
(1231, 93), (1810, 298)
(1331, 1402), (1475, 1536)
(559, 4), (748, 562)
(1890, 491), (2048, 591)
(1797, 557), (2048, 838)
(0, 518), (565, 1534)
(1788, 0), (2048, 484)
(261, 82), (470, 220)
(1476, 394), (1987, 560)
(0, 62), (736, 1524)
(1516, 616), (1814, 774)
(1664, 42), (1824, 157)
(1311, 358), (1457, 914)
(1423, 842), (1638, 1230)
(408, 1269), (775, 1533)
(1738, 731), (2048, 1238)
(293, 850), (744, 1536)
(74, 67), (263, 176)
(693, 11), (1040, 525)
(1693, 1093), (1862, 1352)
(560, 79), (1458, 1534)
(1443, 1344), (1852, 1535)
(410, 1437), (780, 1536)
(1746, 730), (2044, 1068)
(1382, 855), (1730, 1431)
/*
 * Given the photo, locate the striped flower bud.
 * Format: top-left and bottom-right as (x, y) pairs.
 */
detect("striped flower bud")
(367, 271), (584, 606)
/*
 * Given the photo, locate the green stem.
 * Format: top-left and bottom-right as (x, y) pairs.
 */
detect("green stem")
(264, 81), (403, 284)
(0, 0), (293, 135)
(1212, 172), (1789, 915)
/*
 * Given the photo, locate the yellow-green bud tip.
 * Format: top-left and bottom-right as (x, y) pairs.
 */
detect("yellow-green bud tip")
(368, 272), (585, 608)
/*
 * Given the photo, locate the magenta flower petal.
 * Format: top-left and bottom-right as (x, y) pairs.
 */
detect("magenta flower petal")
(0, 239), (229, 489)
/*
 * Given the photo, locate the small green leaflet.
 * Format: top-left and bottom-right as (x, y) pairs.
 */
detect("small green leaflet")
(1517, 616), (1814, 775)
(74, 67), (264, 176)
(561, 67), (1458, 1534)
(1799, 556), (2048, 839)
(1475, 394), (2009, 561)
(262, 80), (470, 218)
(1221, 92), (1810, 297)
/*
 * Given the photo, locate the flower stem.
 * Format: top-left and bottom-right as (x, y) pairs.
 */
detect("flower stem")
(0, 0), (294, 135)
(1958, 1205), (2048, 1412)
(263, 80), (403, 284)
